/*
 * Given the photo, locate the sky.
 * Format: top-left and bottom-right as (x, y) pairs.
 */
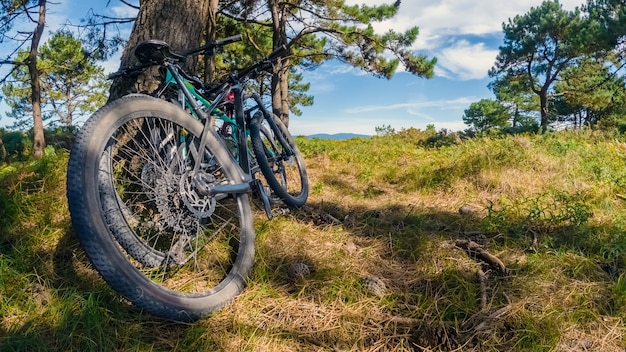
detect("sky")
(0, 0), (585, 136)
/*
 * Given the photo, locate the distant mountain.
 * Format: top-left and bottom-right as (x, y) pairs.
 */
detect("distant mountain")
(302, 133), (371, 140)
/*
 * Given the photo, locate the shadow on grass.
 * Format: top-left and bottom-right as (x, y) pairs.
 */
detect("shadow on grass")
(1, 196), (625, 351)
(247, 198), (626, 350)
(0, 226), (199, 352)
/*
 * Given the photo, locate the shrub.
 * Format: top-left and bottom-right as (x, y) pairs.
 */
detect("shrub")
(2, 131), (30, 160)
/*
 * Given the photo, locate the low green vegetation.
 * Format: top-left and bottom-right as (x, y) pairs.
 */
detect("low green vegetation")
(2, 129), (626, 351)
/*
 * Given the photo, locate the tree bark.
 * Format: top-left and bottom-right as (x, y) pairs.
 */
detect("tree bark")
(268, 0), (291, 126)
(109, 0), (210, 101)
(539, 88), (549, 131)
(271, 57), (290, 126)
(203, 0), (219, 84)
(29, 0), (47, 158)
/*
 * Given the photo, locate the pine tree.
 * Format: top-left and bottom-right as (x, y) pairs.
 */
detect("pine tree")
(1, 31), (109, 128)
(222, 0), (436, 125)
(462, 99), (511, 133)
(0, 0), (47, 157)
(490, 1), (586, 131)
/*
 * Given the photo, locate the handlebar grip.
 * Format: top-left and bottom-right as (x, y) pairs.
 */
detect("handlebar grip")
(108, 68), (140, 80)
(181, 34), (243, 57)
(107, 64), (149, 80)
(215, 34), (243, 46)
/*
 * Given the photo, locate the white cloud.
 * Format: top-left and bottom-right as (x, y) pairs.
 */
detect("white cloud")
(345, 0), (583, 37)
(307, 81), (335, 94)
(290, 116), (380, 135)
(435, 40), (499, 80)
(344, 96), (479, 114)
(307, 65), (361, 83)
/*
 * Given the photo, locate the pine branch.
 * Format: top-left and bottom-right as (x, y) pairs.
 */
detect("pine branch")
(219, 10), (271, 27)
(119, 0), (139, 10)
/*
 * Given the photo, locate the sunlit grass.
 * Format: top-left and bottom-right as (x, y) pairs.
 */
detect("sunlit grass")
(2, 130), (626, 350)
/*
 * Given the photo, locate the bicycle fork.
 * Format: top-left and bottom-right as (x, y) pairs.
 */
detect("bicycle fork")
(232, 87), (273, 219)
(188, 123), (273, 221)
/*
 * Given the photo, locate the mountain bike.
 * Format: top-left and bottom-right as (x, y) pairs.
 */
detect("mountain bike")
(66, 35), (307, 321)
(140, 37), (308, 208)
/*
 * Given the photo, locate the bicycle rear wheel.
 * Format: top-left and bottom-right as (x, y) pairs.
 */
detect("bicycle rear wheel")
(67, 94), (255, 322)
(249, 112), (308, 207)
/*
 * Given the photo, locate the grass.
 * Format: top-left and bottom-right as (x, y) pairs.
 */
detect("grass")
(2, 130), (626, 351)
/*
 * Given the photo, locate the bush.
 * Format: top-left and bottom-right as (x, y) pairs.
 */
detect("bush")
(45, 125), (78, 150)
(421, 129), (463, 148)
(2, 131), (30, 160)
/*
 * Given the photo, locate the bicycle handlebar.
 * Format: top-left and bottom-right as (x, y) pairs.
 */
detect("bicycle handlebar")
(199, 44), (289, 97)
(109, 38), (290, 87)
(180, 34), (243, 56)
(108, 64), (150, 79)
(235, 44), (289, 80)
(216, 34), (243, 46)
(108, 35), (244, 79)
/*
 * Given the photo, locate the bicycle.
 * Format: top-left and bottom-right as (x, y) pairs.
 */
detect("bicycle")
(140, 37), (308, 209)
(66, 35), (307, 321)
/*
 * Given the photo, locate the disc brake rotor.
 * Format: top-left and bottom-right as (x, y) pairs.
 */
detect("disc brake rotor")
(179, 170), (217, 219)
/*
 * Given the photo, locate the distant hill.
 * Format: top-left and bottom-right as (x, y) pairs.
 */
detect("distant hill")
(302, 133), (371, 140)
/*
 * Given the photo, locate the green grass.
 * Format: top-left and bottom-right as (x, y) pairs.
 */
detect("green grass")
(2, 130), (626, 351)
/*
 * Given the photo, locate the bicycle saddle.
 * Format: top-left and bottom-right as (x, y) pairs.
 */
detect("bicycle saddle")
(134, 40), (186, 64)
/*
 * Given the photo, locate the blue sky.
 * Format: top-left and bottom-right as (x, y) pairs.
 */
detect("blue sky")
(1, 0), (584, 136)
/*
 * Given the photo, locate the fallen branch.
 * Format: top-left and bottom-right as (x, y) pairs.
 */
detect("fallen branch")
(455, 239), (508, 275)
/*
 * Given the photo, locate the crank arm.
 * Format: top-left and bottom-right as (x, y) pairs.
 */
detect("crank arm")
(202, 180), (272, 220)
(207, 182), (252, 196)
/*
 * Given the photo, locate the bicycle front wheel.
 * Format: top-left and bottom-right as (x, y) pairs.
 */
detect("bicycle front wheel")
(66, 94), (255, 322)
(250, 112), (308, 207)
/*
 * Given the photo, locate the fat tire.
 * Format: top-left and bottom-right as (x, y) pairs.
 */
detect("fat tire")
(66, 94), (255, 322)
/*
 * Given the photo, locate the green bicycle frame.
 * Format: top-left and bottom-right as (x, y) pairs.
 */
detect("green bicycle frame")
(163, 70), (269, 164)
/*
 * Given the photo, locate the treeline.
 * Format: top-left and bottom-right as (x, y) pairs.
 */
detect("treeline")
(2, 0), (626, 161)
(1, 31), (110, 131)
(463, 0), (626, 133)
(0, 126), (77, 162)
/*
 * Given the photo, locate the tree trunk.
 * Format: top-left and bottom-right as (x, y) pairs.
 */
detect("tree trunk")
(0, 138), (7, 162)
(271, 57), (290, 126)
(539, 89), (549, 132)
(203, 0), (219, 84)
(268, 0), (290, 127)
(109, 0), (210, 101)
(65, 84), (73, 126)
(29, 0), (46, 158)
